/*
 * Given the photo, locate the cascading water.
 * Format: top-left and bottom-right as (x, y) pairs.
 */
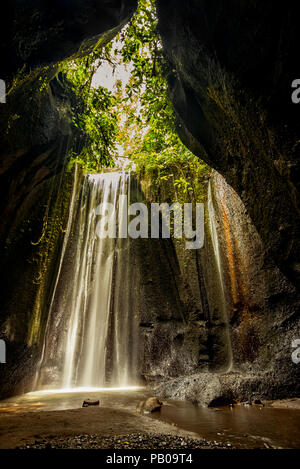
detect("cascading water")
(208, 180), (224, 296)
(35, 171), (139, 390)
(34, 169), (234, 391)
(207, 176), (233, 371)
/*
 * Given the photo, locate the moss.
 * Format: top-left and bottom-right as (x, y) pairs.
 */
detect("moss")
(136, 160), (210, 205)
(28, 166), (80, 346)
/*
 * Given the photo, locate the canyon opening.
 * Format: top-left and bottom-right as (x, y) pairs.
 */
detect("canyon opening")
(0, 0), (299, 454)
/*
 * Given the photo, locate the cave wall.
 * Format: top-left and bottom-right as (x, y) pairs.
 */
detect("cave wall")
(210, 171), (300, 401)
(153, 0), (300, 402)
(117, 168), (299, 405)
(0, 168), (75, 399)
(0, 71), (82, 398)
(154, 171), (300, 405)
(0, 0), (138, 80)
(156, 0), (300, 289)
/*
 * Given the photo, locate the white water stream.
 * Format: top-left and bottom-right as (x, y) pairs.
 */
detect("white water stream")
(36, 171), (138, 389)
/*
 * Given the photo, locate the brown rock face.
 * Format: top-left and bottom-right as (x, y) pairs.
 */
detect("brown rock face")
(136, 171), (299, 405)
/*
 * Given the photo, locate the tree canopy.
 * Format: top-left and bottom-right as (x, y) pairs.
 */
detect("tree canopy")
(62, 0), (208, 191)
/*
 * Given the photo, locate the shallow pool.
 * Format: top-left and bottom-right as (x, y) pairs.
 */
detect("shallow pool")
(0, 389), (299, 449)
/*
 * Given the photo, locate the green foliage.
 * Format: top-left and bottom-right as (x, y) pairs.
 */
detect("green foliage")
(61, 0), (209, 183)
(113, 0), (209, 193)
(62, 48), (119, 172)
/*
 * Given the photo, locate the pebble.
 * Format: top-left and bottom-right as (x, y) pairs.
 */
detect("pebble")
(17, 433), (233, 450)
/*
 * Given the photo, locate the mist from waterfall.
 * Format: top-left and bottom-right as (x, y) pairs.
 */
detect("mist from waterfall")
(35, 171), (139, 390)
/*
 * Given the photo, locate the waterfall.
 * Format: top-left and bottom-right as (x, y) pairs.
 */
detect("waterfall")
(36, 171), (139, 389)
(207, 176), (233, 371)
(207, 180), (224, 296)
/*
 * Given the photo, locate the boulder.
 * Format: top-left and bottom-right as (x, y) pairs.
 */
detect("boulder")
(136, 397), (163, 414)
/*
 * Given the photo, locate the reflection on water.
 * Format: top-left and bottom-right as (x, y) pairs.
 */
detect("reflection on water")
(149, 400), (300, 449)
(0, 390), (299, 449)
(0, 388), (147, 414)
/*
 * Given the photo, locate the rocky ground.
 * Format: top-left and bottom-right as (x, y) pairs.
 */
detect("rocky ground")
(17, 433), (232, 450)
(269, 399), (300, 410)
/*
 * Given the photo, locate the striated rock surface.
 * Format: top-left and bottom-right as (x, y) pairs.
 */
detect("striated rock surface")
(153, 171), (300, 405)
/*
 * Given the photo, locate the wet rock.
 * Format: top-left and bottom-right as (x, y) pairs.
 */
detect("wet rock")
(252, 398), (262, 405)
(136, 397), (163, 414)
(82, 399), (100, 408)
(252, 399), (264, 407)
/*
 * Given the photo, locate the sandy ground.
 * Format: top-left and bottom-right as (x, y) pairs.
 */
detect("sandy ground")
(0, 398), (299, 449)
(0, 406), (206, 449)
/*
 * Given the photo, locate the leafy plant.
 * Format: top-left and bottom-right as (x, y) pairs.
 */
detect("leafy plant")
(61, 0), (209, 185)
(62, 47), (119, 172)
(113, 0), (209, 191)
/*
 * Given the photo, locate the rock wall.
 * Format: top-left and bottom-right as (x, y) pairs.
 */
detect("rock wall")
(156, 0), (300, 289)
(0, 69), (82, 398)
(0, 0), (138, 79)
(0, 166), (75, 399)
(154, 171), (300, 405)
(131, 171), (231, 385)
